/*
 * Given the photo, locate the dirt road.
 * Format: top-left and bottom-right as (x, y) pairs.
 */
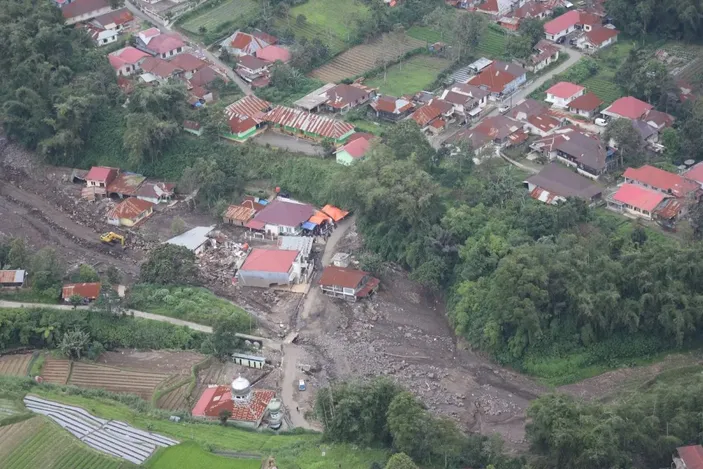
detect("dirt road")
(0, 301), (213, 333)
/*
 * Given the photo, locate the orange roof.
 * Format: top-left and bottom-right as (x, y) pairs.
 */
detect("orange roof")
(321, 204), (349, 222)
(223, 204), (255, 222)
(62, 282), (101, 299)
(192, 385), (275, 421)
(308, 210), (332, 225)
(107, 198), (153, 220)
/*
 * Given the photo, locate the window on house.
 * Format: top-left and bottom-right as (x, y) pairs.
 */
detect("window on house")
(177, 47), (182, 53)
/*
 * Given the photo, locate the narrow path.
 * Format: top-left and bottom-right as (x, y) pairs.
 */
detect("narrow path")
(0, 301), (213, 333)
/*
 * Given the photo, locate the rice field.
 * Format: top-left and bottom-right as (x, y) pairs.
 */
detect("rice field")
(310, 34), (425, 83)
(180, 0), (259, 34)
(365, 54), (451, 96)
(0, 417), (135, 469)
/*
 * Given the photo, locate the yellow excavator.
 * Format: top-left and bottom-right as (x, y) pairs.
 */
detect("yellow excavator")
(100, 232), (126, 247)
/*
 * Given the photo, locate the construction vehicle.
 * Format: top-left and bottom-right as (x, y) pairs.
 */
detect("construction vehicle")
(100, 232), (125, 247)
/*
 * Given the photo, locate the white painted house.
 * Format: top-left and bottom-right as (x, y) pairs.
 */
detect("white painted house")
(545, 82), (585, 108)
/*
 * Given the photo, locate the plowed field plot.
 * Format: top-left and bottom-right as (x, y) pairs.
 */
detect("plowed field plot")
(40, 356), (71, 384)
(310, 35), (425, 83)
(68, 362), (170, 401)
(0, 354), (31, 377)
(157, 381), (191, 411)
(0, 416), (134, 469)
(180, 0), (259, 34)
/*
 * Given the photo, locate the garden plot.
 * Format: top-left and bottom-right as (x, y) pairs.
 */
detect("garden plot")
(0, 354), (32, 377)
(180, 0), (259, 35)
(23, 396), (178, 465)
(40, 356), (71, 384)
(0, 416), (131, 469)
(157, 381), (191, 411)
(310, 35), (425, 83)
(68, 362), (171, 400)
(365, 55), (451, 96)
(0, 399), (20, 419)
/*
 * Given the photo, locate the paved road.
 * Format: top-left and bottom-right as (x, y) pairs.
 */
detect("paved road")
(0, 301), (213, 333)
(123, 1), (252, 95)
(253, 132), (323, 156)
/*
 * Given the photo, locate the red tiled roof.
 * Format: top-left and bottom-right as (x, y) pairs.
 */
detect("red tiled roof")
(513, 1), (550, 18)
(546, 81), (584, 99)
(684, 162), (703, 185)
(326, 84), (374, 109)
(92, 8), (133, 27)
(108, 47), (150, 69)
(146, 33), (185, 54)
(62, 282), (101, 300)
(347, 132), (375, 143)
(241, 249), (299, 273)
(544, 10), (580, 34)
(230, 32), (269, 54)
(264, 106), (355, 140)
(255, 45), (290, 63)
(86, 166), (118, 182)
(613, 183), (668, 212)
(584, 26), (619, 45)
(410, 105), (441, 127)
(678, 445), (703, 469)
(644, 109), (675, 128)
(338, 137), (371, 159)
(371, 95), (413, 114)
(253, 199), (316, 227)
(430, 118), (446, 129)
(252, 31), (278, 45)
(192, 385), (275, 421)
(62, 0), (109, 19)
(467, 61), (525, 93)
(477, 0), (498, 12)
(238, 54), (270, 71)
(319, 266), (368, 289)
(527, 113), (560, 132)
(107, 198), (153, 220)
(169, 53), (207, 71)
(141, 57), (181, 78)
(567, 92), (603, 111)
(623, 165), (698, 198)
(228, 116), (258, 134)
(190, 66), (219, 87)
(604, 96), (653, 119)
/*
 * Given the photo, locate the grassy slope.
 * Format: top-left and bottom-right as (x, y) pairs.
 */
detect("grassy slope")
(180, 0), (259, 33)
(365, 55), (451, 95)
(289, 0), (369, 39)
(406, 24), (508, 59)
(147, 443), (261, 469)
(28, 390), (388, 468)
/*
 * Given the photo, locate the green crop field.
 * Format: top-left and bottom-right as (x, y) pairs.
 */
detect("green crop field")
(0, 416), (136, 469)
(407, 24), (508, 59)
(147, 443), (261, 469)
(365, 54), (451, 96)
(180, 0), (259, 34)
(582, 72), (623, 104)
(280, 0), (370, 55)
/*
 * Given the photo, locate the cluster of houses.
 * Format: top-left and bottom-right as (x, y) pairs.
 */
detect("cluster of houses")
(108, 28), (227, 105)
(80, 166), (174, 227)
(220, 30), (291, 88)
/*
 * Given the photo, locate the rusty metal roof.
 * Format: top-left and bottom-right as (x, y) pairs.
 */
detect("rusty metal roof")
(62, 282), (101, 299)
(107, 198), (153, 220)
(223, 204), (256, 222)
(224, 95), (271, 123)
(264, 106), (355, 140)
(107, 173), (146, 196)
(0, 270), (26, 284)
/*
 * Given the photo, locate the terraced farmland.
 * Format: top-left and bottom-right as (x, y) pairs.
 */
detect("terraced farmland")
(310, 35), (425, 83)
(180, 0), (259, 35)
(0, 399), (20, 420)
(0, 416), (135, 469)
(68, 362), (170, 401)
(406, 24), (508, 59)
(40, 356), (71, 384)
(0, 354), (32, 377)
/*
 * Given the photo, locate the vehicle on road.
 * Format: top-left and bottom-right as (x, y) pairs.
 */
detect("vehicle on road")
(298, 379), (306, 391)
(498, 104), (511, 114)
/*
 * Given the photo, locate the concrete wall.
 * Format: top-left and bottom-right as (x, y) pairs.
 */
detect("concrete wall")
(238, 269), (291, 288)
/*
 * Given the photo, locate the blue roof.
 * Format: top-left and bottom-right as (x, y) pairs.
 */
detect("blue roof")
(302, 221), (317, 230)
